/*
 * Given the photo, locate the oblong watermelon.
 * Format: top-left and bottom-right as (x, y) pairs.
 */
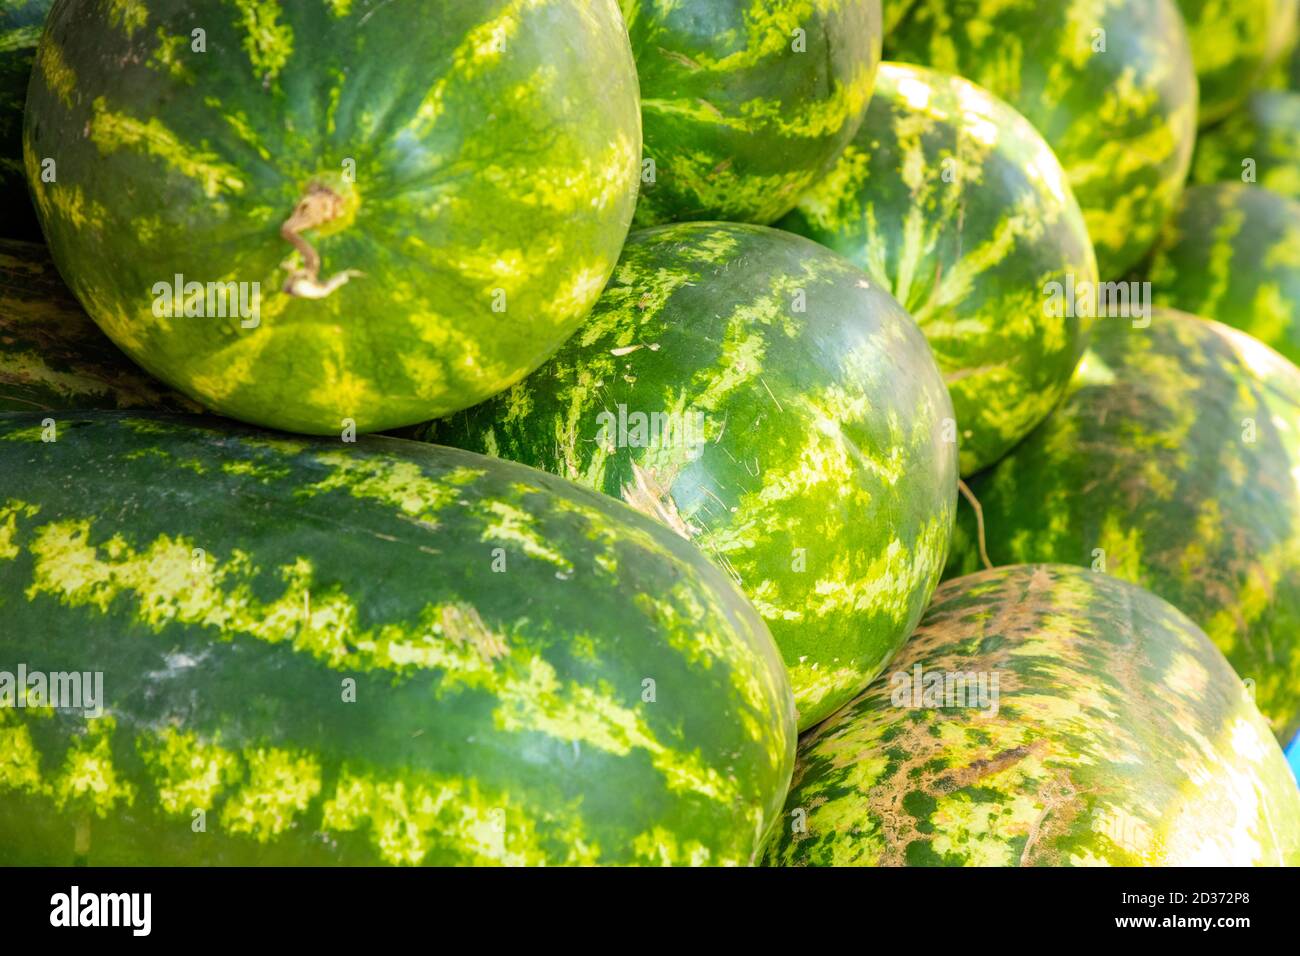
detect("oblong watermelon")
(1148, 183), (1300, 365)
(948, 310), (1300, 743)
(1175, 0), (1300, 126)
(0, 412), (794, 865)
(422, 222), (958, 731)
(623, 0), (881, 226)
(764, 564), (1300, 867)
(887, 0), (1197, 280)
(22, 0), (641, 434)
(779, 62), (1097, 476)
(1, 239), (198, 413)
(0, 0), (50, 240)
(1192, 91), (1300, 201)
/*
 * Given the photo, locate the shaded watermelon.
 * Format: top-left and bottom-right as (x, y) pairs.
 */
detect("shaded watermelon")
(764, 564), (1300, 867)
(779, 62), (1097, 476)
(422, 222), (958, 731)
(1149, 183), (1300, 365)
(1, 238), (198, 413)
(1192, 91), (1300, 200)
(1175, 0), (1299, 125)
(0, 411), (794, 865)
(622, 0), (881, 226)
(23, 0), (641, 434)
(887, 0), (1198, 280)
(948, 309), (1300, 743)
(0, 0), (50, 240)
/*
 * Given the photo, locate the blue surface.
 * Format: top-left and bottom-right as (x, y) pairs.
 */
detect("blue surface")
(1287, 731), (1300, 786)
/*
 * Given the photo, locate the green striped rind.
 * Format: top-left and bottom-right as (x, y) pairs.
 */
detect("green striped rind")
(1192, 92), (1300, 201)
(0, 412), (795, 865)
(0, 1), (50, 240)
(1149, 183), (1300, 365)
(23, 0), (641, 434)
(623, 0), (881, 226)
(764, 565), (1300, 867)
(1175, 0), (1299, 126)
(948, 310), (1300, 742)
(886, 0), (1197, 280)
(1, 239), (199, 413)
(780, 62), (1096, 476)
(422, 223), (958, 731)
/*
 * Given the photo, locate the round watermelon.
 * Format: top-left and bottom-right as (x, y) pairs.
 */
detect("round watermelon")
(0, 411), (794, 865)
(886, 0), (1198, 281)
(1149, 183), (1300, 365)
(1, 238), (198, 412)
(422, 222), (958, 731)
(1175, 0), (1299, 125)
(764, 564), (1300, 867)
(22, 0), (641, 434)
(623, 0), (881, 226)
(779, 62), (1097, 476)
(1192, 91), (1300, 201)
(0, 0), (50, 240)
(948, 309), (1300, 743)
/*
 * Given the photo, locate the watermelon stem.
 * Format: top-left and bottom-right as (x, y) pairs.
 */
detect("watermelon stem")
(280, 183), (363, 299)
(957, 479), (993, 571)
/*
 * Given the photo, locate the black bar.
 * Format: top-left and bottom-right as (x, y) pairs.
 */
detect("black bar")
(0, 866), (1290, 941)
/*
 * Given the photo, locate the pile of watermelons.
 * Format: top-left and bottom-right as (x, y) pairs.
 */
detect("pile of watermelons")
(0, 0), (1298, 866)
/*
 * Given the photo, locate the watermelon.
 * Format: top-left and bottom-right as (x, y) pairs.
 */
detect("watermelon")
(780, 62), (1097, 477)
(1, 238), (198, 413)
(622, 0), (881, 226)
(421, 222), (958, 731)
(948, 309), (1300, 743)
(0, 0), (50, 240)
(764, 564), (1300, 867)
(1175, 0), (1300, 126)
(1149, 183), (1300, 366)
(1192, 91), (1300, 201)
(22, 0), (641, 435)
(0, 411), (794, 865)
(886, 0), (1198, 280)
